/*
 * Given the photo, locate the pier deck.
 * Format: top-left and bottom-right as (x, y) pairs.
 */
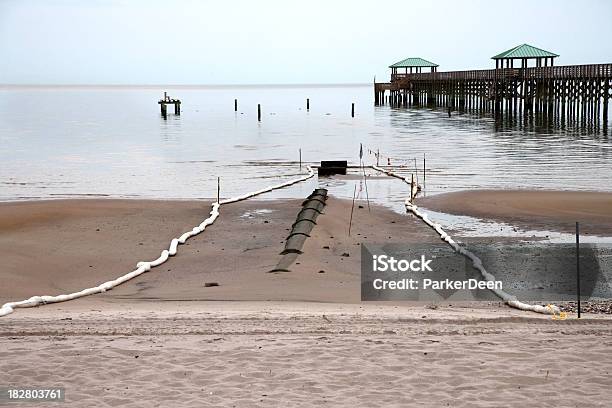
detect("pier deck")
(375, 63), (612, 122)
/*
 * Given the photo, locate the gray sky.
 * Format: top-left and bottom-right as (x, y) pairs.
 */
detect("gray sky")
(1, 0), (611, 85)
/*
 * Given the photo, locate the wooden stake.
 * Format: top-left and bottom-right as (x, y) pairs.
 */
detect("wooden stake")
(351, 103), (355, 117)
(299, 148), (302, 170)
(234, 99), (238, 112)
(576, 221), (581, 318)
(348, 184), (357, 236)
(307, 98), (310, 111)
(411, 173), (415, 202)
(258, 104), (261, 122)
(217, 177), (220, 204)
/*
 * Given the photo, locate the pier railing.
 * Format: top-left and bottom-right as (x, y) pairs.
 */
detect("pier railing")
(390, 63), (612, 82)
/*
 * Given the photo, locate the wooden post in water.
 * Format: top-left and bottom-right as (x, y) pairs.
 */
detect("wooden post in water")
(234, 99), (238, 112)
(258, 104), (261, 122)
(299, 148), (302, 171)
(307, 98), (310, 111)
(411, 173), (415, 202)
(217, 177), (220, 204)
(351, 103), (355, 118)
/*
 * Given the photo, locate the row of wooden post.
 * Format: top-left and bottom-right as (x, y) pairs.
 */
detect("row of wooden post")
(231, 99), (356, 120)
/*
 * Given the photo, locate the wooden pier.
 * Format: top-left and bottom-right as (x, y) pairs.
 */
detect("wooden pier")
(375, 44), (612, 126)
(158, 92), (181, 117)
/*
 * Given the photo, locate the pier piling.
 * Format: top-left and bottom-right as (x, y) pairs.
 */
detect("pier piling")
(258, 104), (261, 122)
(351, 103), (355, 118)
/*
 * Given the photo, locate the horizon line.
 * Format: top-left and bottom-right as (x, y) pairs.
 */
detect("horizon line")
(0, 82), (373, 89)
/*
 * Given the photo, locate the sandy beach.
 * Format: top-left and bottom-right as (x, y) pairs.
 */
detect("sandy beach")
(2, 302), (612, 407)
(419, 190), (612, 236)
(1, 194), (612, 406)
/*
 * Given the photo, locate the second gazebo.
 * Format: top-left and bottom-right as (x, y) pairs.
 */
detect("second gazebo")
(492, 43), (559, 69)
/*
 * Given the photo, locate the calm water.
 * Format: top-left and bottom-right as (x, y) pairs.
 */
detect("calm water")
(1, 85), (611, 203)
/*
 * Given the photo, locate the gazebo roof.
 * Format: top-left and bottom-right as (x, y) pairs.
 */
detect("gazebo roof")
(389, 57), (439, 68)
(492, 44), (559, 60)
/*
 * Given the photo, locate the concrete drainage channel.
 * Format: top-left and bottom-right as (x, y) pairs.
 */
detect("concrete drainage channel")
(269, 189), (328, 273)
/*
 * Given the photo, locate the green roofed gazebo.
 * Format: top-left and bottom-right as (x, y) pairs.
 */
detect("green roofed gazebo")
(492, 44), (559, 69)
(389, 57), (439, 78)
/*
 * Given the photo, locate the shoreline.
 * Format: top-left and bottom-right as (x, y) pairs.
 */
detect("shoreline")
(418, 189), (612, 236)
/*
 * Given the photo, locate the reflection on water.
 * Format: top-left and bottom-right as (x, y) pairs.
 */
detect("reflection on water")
(0, 85), (610, 202)
(493, 106), (609, 136)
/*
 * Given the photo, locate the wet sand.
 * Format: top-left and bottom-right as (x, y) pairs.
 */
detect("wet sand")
(419, 190), (612, 236)
(0, 197), (439, 305)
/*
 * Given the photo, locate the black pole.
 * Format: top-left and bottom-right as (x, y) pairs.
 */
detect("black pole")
(348, 184), (357, 236)
(576, 221), (581, 318)
(258, 104), (261, 122)
(307, 98), (310, 111)
(234, 99), (238, 112)
(351, 103), (355, 118)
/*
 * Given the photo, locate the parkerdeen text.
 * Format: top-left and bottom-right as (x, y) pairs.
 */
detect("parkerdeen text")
(372, 278), (502, 290)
